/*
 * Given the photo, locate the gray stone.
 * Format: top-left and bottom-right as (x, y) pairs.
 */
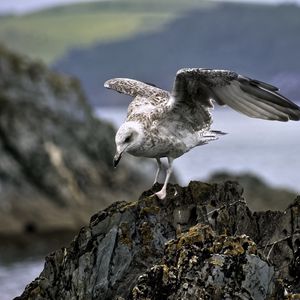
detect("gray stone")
(16, 181), (300, 299)
(0, 46), (152, 256)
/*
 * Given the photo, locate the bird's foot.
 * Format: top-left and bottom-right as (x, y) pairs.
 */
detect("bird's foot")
(154, 189), (166, 200)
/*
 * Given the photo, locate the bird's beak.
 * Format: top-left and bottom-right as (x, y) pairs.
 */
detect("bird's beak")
(113, 152), (122, 168)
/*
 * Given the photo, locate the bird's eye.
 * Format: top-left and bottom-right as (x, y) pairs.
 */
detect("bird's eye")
(124, 136), (131, 143)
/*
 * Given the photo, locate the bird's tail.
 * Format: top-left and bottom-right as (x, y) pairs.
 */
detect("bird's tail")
(211, 130), (227, 136)
(196, 130), (227, 146)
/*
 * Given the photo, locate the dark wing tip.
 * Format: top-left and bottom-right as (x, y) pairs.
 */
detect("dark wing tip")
(238, 75), (300, 121)
(287, 109), (300, 121)
(251, 79), (279, 92)
(238, 75), (279, 91)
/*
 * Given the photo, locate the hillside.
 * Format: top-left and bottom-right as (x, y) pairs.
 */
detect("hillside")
(0, 0), (212, 64)
(53, 3), (300, 106)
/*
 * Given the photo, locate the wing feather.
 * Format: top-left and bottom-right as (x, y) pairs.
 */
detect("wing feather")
(172, 68), (300, 122)
(220, 83), (289, 120)
(216, 85), (274, 120)
(104, 78), (166, 98)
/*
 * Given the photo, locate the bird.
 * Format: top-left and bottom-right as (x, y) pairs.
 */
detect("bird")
(104, 68), (300, 199)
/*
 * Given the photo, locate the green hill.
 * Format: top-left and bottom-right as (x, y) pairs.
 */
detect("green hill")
(0, 0), (213, 64)
(53, 3), (300, 106)
(2, 1), (300, 106)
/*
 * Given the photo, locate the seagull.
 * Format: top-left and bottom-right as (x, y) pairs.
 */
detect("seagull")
(104, 68), (300, 199)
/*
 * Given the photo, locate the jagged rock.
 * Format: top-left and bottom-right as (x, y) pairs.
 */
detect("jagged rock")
(0, 45), (152, 255)
(131, 224), (275, 300)
(17, 181), (300, 299)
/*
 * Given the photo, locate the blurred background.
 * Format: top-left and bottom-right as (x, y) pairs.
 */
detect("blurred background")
(0, 0), (299, 298)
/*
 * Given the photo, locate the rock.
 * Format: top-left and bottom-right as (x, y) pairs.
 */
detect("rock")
(0, 45), (152, 257)
(131, 225), (275, 300)
(17, 181), (300, 299)
(209, 171), (297, 211)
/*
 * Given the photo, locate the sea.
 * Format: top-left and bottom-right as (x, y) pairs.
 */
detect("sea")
(0, 259), (44, 300)
(96, 107), (300, 193)
(1, 106), (299, 300)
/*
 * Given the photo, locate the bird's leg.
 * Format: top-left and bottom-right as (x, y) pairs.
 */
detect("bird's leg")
(155, 157), (173, 200)
(153, 158), (162, 185)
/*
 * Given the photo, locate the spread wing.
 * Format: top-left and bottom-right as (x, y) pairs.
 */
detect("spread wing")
(104, 78), (170, 120)
(172, 68), (300, 123)
(104, 78), (167, 98)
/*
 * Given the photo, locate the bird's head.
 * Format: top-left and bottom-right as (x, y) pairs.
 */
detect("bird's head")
(113, 121), (144, 168)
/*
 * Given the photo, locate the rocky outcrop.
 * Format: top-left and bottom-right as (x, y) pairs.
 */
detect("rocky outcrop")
(132, 225), (276, 300)
(0, 45), (152, 254)
(209, 171), (298, 211)
(17, 181), (300, 299)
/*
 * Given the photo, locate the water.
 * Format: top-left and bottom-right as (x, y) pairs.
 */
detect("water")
(1, 106), (299, 300)
(0, 259), (44, 300)
(95, 106), (300, 193)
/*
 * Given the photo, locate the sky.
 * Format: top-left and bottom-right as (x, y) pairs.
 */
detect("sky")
(0, 0), (299, 15)
(0, 0), (102, 14)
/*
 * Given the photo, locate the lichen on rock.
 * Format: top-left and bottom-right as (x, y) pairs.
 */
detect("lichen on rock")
(16, 181), (300, 300)
(132, 224), (274, 300)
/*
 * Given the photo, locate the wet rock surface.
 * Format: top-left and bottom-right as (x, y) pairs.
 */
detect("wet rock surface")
(17, 181), (300, 299)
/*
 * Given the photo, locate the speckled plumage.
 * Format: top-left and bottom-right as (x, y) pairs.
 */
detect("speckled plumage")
(105, 68), (300, 199)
